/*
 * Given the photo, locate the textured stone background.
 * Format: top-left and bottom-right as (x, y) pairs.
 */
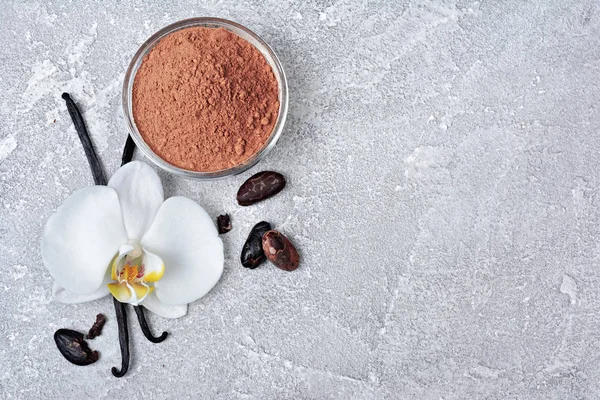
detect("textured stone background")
(1, 1), (600, 399)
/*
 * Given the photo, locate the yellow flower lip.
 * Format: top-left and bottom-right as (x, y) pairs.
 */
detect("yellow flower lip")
(108, 281), (153, 304)
(108, 243), (165, 305)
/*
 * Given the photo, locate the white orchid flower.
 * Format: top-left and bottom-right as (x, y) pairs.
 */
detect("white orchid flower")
(41, 161), (224, 319)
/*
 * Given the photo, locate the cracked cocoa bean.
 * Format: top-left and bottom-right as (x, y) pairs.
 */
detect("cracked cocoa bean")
(241, 221), (272, 269)
(262, 230), (300, 271)
(236, 171), (286, 206)
(217, 214), (232, 234)
(87, 313), (106, 339)
(54, 329), (99, 366)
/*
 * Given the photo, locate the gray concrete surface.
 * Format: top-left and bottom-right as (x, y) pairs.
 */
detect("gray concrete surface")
(2, 1), (600, 398)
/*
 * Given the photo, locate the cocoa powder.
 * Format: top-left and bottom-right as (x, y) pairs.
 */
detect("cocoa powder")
(132, 27), (279, 172)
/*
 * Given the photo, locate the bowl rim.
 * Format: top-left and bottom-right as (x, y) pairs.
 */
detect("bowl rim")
(122, 17), (289, 180)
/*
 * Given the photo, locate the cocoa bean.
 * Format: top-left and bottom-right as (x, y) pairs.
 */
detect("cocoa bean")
(236, 171), (286, 206)
(217, 214), (232, 234)
(241, 221), (272, 269)
(87, 313), (106, 339)
(262, 230), (299, 271)
(54, 329), (99, 366)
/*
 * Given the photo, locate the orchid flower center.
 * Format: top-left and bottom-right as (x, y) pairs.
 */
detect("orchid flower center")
(107, 241), (165, 305)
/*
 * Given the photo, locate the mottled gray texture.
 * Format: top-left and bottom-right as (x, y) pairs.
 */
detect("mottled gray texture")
(1, 0), (600, 399)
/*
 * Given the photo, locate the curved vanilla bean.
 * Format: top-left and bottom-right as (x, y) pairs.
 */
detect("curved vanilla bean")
(111, 298), (130, 377)
(62, 93), (130, 378)
(62, 93), (106, 186)
(134, 306), (168, 343)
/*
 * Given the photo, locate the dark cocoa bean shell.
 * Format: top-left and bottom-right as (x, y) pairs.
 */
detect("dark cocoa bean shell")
(262, 230), (300, 271)
(217, 214), (232, 234)
(236, 171), (286, 206)
(241, 221), (272, 269)
(87, 313), (106, 339)
(54, 329), (99, 366)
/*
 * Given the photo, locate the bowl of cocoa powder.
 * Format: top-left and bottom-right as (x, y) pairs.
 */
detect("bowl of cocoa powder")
(122, 18), (288, 179)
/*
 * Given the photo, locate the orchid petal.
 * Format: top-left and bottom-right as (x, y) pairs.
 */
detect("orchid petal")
(141, 249), (165, 283)
(53, 267), (113, 304)
(42, 186), (127, 295)
(52, 281), (109, 304)
(108, 161), (164, 240)
(141, 197), (224, 305)
(142, 292), (188, 319)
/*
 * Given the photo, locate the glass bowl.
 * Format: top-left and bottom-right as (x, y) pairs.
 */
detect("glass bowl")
(122, 17), (288, 180)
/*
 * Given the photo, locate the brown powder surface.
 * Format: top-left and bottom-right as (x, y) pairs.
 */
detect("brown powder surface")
(132, 27), (279, 172)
